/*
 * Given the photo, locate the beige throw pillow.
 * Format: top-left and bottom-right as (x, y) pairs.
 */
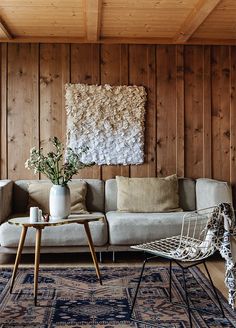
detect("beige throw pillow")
(116, 175), (182, 212)
(28, 183), (51, 213)
(70, 183), (88, 213)
(28, 181), (88, 214)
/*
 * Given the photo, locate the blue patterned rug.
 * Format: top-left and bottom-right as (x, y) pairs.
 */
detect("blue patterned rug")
(0, 265), (235, 327)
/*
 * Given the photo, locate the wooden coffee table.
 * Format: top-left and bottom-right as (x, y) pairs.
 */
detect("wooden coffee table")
(8, 215), (103, 305)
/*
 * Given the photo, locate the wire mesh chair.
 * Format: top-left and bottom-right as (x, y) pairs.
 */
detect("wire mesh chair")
(130, 206), (225, 328)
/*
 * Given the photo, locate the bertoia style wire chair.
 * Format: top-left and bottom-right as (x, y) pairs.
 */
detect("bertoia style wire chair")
(130, 206), (225, 328)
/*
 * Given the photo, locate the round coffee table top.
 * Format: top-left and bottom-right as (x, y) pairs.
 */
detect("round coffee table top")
(8, 214), (104, 227)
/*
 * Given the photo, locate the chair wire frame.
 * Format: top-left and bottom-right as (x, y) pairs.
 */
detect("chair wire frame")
(129, 206), (225, 328)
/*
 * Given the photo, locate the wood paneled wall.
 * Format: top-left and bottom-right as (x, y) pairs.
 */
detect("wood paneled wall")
(1, 43), (236, 193)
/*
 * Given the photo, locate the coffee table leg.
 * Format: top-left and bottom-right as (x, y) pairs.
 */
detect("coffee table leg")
(10, 226), (28, 293)
(34, 228), (42, 306)
(83, 222), (102, 285)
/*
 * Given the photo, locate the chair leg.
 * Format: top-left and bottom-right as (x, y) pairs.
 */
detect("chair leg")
(130, 258), (148, 318)
(181, 267), (193, 328)
(169, 260), (172, 302)
(203, 261), (225, 318)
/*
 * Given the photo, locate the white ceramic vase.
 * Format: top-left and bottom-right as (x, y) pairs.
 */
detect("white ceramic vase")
(49, 185), (71, 221)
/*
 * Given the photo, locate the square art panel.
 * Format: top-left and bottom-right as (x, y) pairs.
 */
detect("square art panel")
(65, 83), (146, 165)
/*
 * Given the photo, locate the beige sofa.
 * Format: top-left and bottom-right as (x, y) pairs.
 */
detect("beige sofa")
(0, 177), (233, 261)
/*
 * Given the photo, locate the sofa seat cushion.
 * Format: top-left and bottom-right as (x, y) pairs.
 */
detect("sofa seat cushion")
(0, 213), (107, 247)
(106, 211), (189, 245)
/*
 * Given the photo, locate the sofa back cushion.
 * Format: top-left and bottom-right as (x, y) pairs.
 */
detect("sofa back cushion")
(178, 178), (196, 211)
(105, 177), (196, 212)
(116, 175), (181, 212)
(13, 179), (105, 213)
(0, 180), (13, 224)
(196, 178), (232, 210)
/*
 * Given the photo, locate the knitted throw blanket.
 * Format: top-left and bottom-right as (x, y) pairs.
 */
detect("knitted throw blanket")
(207, 203), (236, 309)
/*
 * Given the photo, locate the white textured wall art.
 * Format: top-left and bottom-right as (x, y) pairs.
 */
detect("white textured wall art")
(65, 83), (147, 165)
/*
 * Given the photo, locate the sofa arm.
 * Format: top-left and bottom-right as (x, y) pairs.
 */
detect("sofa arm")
(0, 180), (13, 224)
(196, 178), (232, 210)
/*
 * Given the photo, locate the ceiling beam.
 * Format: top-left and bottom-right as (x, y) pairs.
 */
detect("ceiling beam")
(84, 0), (102, 41)
(0, 18), (13, 39)
(173, 0), (221, 43)
(1, 36), (236, 45)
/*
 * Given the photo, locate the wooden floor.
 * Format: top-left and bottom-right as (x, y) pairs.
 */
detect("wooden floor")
(0, 251), (227, 299)
(198, 259), (226, 298)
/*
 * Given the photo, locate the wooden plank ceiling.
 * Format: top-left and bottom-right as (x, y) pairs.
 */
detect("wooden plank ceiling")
(0, 0), (235, 44)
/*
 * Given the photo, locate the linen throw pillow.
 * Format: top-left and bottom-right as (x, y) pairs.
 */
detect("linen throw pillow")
(28, 181), (88, 214)
(116, 175), (182, 212)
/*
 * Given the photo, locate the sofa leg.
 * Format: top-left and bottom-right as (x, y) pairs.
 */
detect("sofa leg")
(112, 251), (116, 263)
(99, 252), (103, 263)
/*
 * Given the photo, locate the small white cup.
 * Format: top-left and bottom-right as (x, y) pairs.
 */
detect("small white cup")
(30, 207), (39, 223)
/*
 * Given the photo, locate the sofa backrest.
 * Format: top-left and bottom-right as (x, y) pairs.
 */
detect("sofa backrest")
(13, 179), (105, 213)
(196, 178), (233, 210)
(105, 178), (196, 212)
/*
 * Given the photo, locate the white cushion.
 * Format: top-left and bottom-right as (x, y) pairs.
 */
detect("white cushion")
(0, 213), (107, 247)
(196, 178), (232, 210)
(106, 211), (188, 245)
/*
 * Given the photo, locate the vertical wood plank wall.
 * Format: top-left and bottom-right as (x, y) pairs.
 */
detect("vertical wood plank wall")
(1, 43), (236, 192)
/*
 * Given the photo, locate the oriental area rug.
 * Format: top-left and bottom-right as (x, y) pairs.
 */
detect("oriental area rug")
(0, 265), (235, 328)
